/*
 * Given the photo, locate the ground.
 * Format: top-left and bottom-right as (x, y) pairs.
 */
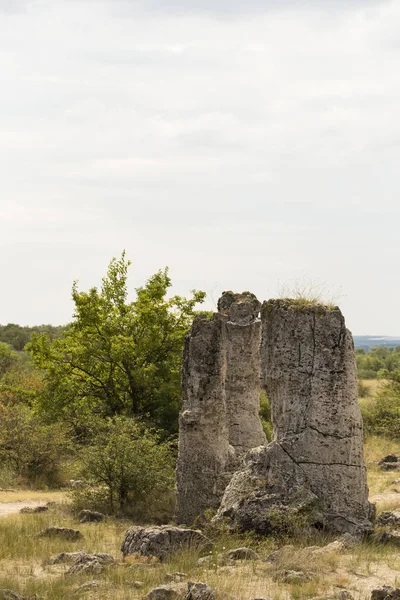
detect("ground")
(0, 437), (400, 600)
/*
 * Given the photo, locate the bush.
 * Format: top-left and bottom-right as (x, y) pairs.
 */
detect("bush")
(260, 391), (273, 442)
(0, 404), (70, 486)
(71, 416), (175, 519)
(361, 380), (400, 439)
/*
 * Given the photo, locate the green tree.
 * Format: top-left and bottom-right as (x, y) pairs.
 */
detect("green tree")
(27, 253), (205, 436)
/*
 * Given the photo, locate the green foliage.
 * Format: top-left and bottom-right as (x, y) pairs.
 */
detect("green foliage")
(0, 323), (64, 352)
(71, 416), (175, 518)
(0, 404), (69, 486)
(27, 252), (205, 436)
(361, 379), (400, 439)
(356, 345), (400, 380)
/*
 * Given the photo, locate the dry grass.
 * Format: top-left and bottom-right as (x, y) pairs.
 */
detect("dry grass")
(1, 436), (400, 599)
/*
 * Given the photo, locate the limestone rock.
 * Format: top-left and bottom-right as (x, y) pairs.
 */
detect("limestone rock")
(121, 526), (212, 560)
(73, 580), (100, 595)
(20, 506), (48, 514)
(371, 587), (400, 600)
(79, 509), (104, 523)
(225, 547), (260, 560)
(378, 511), (400, 527)
(379, 455), (400, 471)
(186, 582), (216, 600)
(37, 527), (82, 540)
(144, 584), (186, 600)
(176, 292), (266, 524)
(216, 300), (373, 536)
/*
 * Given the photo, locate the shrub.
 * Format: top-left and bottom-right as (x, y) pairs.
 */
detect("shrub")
(71, 416), (175, 519)
(0, 404), (69, 486)
(361, 380), (400, 439)
(260, 391), (273, 442)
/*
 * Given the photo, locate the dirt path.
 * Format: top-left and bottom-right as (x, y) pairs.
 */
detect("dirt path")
(0, 501), (45, 517)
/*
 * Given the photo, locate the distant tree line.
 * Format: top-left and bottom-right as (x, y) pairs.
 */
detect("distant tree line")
(0, 323), (64, 352)
(356, 345), (400, 380)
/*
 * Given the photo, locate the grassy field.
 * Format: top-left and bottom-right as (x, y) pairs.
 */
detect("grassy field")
(1, 438), (400, 600)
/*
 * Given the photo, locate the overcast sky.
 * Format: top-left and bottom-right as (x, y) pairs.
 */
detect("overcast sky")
(0, 0), (399, 334)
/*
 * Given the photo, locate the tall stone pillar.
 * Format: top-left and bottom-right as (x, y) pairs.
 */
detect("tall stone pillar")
(176, 292), (266, 525)
(217, 300), (374, 536)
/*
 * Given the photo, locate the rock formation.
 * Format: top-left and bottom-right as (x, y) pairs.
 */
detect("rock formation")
(175, 292), (266, 524)
(216, 299), (374, 535)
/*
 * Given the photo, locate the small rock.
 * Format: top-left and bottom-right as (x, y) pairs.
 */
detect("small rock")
(371, 586), (400, 600)
(312, 540), (345, 554)
(337, 592), (354, 600)
(265, 545), (295, 563)
(49, 550), (114, 565)
(392, 478), (400, 485)
(186, 582), (216, 600)
(378, 511), (400, 527)
(73, 580), (100, 595)
(197, 556), (212, 567)
(379, 454), (399, 464)
(225, 547), (260, 561)
(275, 570), (314, 584)
(79, 509), (104, 523)
(133, 581), (145, 589)
(372, 530), (400, 546)
(38, 527), (82, 540)
(67, 559), (103, 575)
(166, 573), (188, 582)
(121, 526), (213, 560)
(20, 506), (48, 514)
(144, 584), (186, 600)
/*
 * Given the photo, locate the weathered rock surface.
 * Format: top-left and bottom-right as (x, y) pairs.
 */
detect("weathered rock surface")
(73, 581), (100, 596)
(121, 526), (212, 560)
(378, 455), (400, 471)
(48, 550), (114, 565)
(37, 527), (82, 540)
(176, 292), (266, 524)
(79, 509), (104, 523)
(378, 511), (400, 527)
(144, 584), (186, 600)
(371, 587), (400, 600)
(20, 506), (48, 514)
(216, 300), (373, 535)
(186, 582), (216, 600)
(225, 547), (260, 561)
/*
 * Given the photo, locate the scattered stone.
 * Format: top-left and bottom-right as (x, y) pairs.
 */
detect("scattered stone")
(67, 558), (103, 575)
(371, 586), (400, 599)
(121, 526), (213, 560)
(73, 580), (100, 595)
(275, 570), (314, 584)
(166, 573), (188, 582)
(378, 456), (400, 471)
(186, 581), (216, 600)
(265, 545), (295, 563)
(225, 547), (260, 561)
(392, 478), (400, 485)
(372, 530), (400, 547)
(144, 584), (186, 600)
(69, 479), (85, 488)
(312, 540), (345, 554)
(337, 592), (354, 600)
(48, 550), (114, 565)
(378, 511), (400, 527)
(20, 506), (48, 514)
(38, 527), (82, 540)
(133, 581), (145, 589)
(79, 509), (104, 523)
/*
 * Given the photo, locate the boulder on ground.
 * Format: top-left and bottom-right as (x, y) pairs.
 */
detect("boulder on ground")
(225, 547), (260, 561)
(48, 550), (114, 565)
(378, 455), (400, 471)
(79, 509), (104, 523)
(144, 584), (186, 600)
(371, 586), (400, 599)
(378, 511), (400, 527)
(186, 582), (216, 600)
(38, 527), (82, 540)
(73, 580), (100, 596)
(20, 506), (48, 514)
(121, 526), (212, 560)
